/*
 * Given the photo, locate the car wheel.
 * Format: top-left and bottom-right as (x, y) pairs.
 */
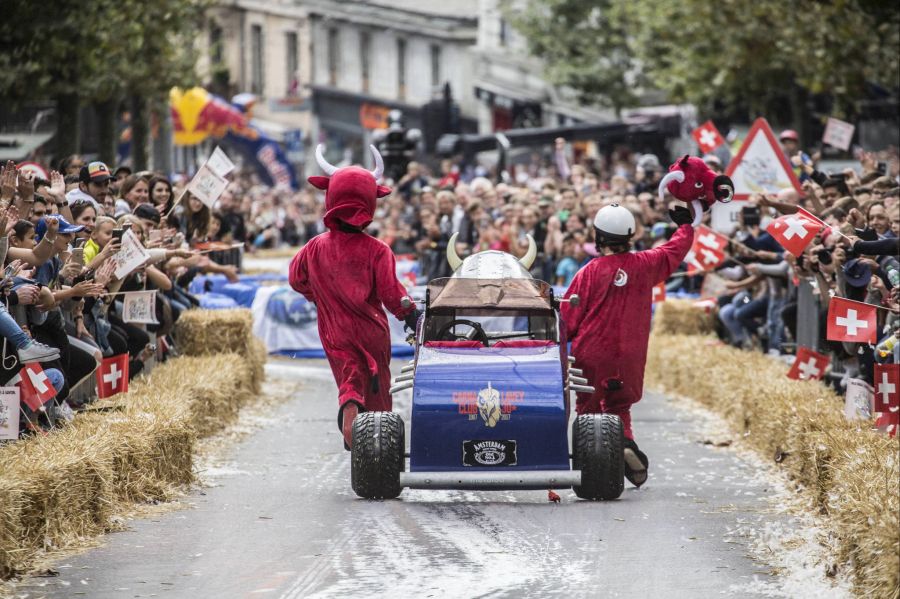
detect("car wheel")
(351, 411), (405, 499)
(572, 414), (625, 500)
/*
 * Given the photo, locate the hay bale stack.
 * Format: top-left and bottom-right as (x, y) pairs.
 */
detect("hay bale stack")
(647, 332), (900, 597)
(0, 479), (26, 578)
(174, 309), (253, 357)
(174, 309), (265, 392)
(824, 429), (900, 598)
(652, 298), (715, 335)
(0, 348), (265, 580)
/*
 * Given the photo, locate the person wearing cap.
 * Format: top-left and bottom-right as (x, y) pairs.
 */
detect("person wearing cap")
(64, 161), (112, 215)
(779, 130), (811, 183)
(561, 203), (695, 488)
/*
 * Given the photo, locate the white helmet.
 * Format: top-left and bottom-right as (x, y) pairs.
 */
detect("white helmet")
(593, 203), (636, 245)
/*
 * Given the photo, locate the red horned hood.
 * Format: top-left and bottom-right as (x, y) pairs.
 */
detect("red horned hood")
(308, 145), (390, 231)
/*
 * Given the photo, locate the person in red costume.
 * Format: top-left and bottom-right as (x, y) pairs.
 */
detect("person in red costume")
(289, 145), (418, 450)
(561, 203), (695, 487)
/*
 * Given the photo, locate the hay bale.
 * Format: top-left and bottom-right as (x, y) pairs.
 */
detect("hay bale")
(173, 309), (265, 391)
(0, 312), (267, 581)
(824, 429), (900, 598)
(647, 332), (900, 598)
(0, 478), (26, 578)
(174, 309), (254, 357)
(652, 298), (716, 335)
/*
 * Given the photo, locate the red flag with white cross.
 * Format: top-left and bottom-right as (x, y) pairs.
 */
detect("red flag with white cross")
(651, 282), (666, 304)
(691, 120), (725, 154)
(874, 363), (899, 413)
(97, 354), (129, 399)
(786, 347), (830, 381)
(695, 225), (729, 253)
(765, 211), (824, 256)
(826, 297), (878, 344)
(17, 363), (57, 410)
(685, 225), (729, 274)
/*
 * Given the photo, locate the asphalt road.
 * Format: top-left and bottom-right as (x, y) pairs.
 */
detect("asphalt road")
(14, 359), (787, 599)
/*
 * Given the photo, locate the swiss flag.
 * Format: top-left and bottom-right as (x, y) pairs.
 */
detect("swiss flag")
(875, 411), (899, 437)
(651, 282), (666, 304)
(874, 364), (899, 412)
(786, 347), (830, 381)
(765, 211), (824, 256)
(685, 245), (726, 274)
(17, 363), (57, 411)
(97, 354), (129, 399)
(695, 225), (729, 253)
(685, 225), (729, 274)
(826, 297), (878, 344)
(691, 120), (725, 154)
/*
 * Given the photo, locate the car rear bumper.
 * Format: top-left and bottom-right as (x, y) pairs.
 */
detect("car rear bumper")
(399, 469), (581, 490)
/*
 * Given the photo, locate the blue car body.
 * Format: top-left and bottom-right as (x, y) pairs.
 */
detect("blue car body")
(410, 344), (569, 474)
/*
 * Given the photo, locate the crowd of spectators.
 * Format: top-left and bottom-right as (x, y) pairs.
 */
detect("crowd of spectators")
(4, 129), (897, 437)
(0, 155), (244, 436)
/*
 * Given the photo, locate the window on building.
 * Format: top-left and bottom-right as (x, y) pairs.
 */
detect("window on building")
(430, 44), (441, 88)
(499, 18), (509, 47)
(397, 38), (407, 100)
(210, 24), (223, 65)
(327, 28), (339, 86)
(360, 31), (371, 93)
(251, 24), (264, 95)
(286, 32), (298, 95)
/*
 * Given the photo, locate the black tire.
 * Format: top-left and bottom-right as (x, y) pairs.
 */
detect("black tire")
(351, 412), (405, 499)
(572, 414), (625, 500)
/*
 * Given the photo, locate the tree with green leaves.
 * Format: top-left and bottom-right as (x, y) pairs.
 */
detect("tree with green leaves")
(0, 0), (206, 167)
(511, 0), (639, 114)
(510, 0), (900, 130)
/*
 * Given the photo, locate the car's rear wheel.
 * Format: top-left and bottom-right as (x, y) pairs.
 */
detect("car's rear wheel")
(351, 412), (405, 499)
(572, 414), (625, 500)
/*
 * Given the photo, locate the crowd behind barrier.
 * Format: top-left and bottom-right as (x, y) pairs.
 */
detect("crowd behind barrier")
(1, 133), (897, 441)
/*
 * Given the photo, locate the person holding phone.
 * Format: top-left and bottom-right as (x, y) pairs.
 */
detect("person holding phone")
(83, 216), (121, 269)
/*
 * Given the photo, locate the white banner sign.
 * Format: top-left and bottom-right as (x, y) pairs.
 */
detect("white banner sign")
(187, 164), (228, 209)
(844, 377), (874, 421)
(123, 290), (159, 324)
(822, 117), (855, 152)
(114, 229), (151, 279)
(0, 387), (20, 440)
(207, 146), (236, 178)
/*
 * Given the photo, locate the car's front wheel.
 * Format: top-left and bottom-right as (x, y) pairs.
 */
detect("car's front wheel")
(351, 412), (405, 499)
(572, 414), (625, 500)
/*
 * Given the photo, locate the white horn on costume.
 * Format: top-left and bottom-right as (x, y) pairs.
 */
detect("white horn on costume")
(446, 232), (463, 271)
(690, 200), (704, 227)
(315, 144), (338, 176)
(717, 182), (734, 203)
(519, 234), (537, 269)
(657, 170), (685, 203)
(369, 144), (384, 180)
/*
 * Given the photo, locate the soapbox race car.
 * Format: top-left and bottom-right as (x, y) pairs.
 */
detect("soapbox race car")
(350, 237), (626, 501)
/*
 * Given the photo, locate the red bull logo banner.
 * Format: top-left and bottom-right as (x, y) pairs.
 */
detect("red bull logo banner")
(170, 87), (297, 190)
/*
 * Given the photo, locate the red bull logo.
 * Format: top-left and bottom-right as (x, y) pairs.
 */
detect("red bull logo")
(170, 87), (257, 146)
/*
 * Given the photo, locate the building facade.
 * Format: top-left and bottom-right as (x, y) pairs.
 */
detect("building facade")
(303, 0), (479, 166)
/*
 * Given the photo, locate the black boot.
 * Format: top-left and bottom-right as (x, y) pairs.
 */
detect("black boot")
(623, 438), (649, 487)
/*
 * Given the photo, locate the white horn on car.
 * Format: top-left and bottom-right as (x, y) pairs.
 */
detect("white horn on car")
(369, 144), (384, 180)
(657, 170), (685, 203)
(519, 234), (537, 269)
(446, 232), (463, 271)
(315, 144), (338, 176)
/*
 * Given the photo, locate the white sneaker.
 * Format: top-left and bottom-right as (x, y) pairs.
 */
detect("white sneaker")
(17, 341), (61, 363)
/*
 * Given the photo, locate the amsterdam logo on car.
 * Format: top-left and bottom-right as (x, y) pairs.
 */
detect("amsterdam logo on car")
(452, 382), (524, 427)
(462, 440), (518, 467)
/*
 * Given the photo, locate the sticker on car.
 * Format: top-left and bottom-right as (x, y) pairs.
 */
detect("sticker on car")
(462, 440), (517, 467)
